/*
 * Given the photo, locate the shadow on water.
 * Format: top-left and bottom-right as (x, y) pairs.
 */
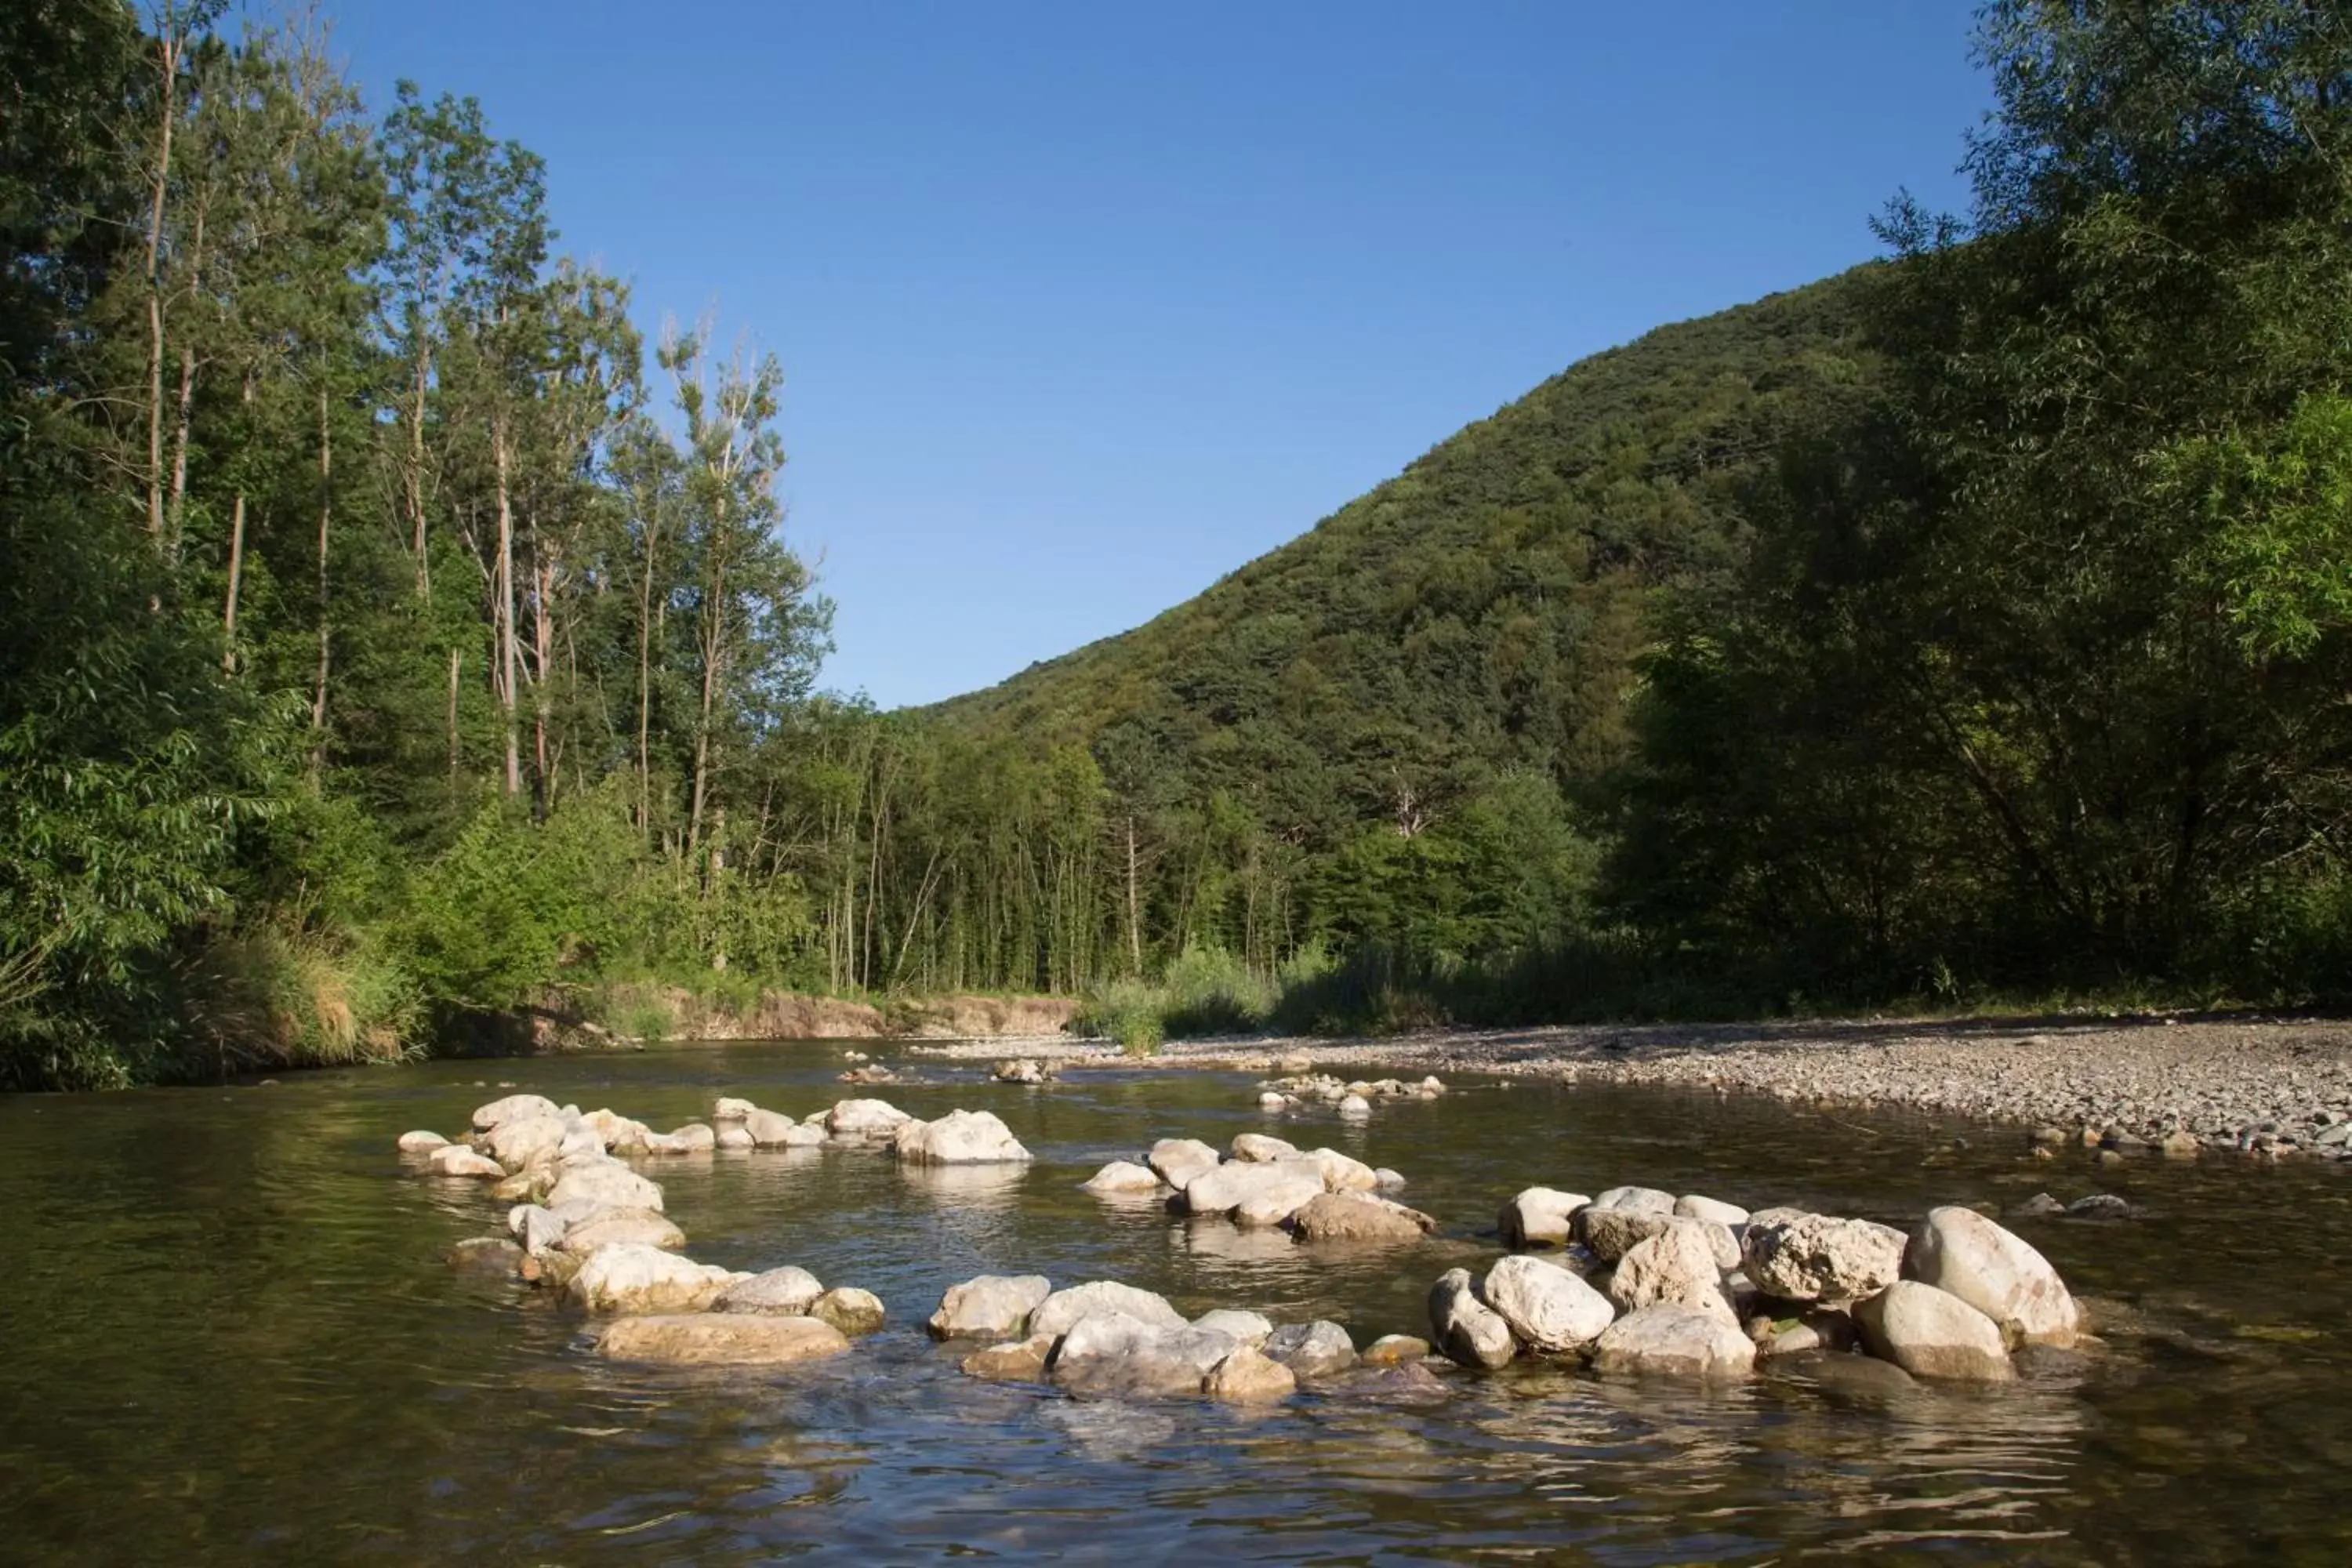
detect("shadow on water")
(3, 1040), (2350, 1563)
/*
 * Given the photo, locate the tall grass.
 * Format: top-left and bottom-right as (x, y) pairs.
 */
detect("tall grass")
(183, 924), (422, 1076)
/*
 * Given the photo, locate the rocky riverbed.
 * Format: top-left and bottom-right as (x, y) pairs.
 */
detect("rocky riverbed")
(930, 1014), (2352, 1160)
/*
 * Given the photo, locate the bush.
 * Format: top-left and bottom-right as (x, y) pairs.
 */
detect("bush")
(1073, 978), (1165, 1054)
(181, 923), (421, 1075)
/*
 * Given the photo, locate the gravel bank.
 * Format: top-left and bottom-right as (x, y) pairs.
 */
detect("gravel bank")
(924, 1016), (2352, 1159)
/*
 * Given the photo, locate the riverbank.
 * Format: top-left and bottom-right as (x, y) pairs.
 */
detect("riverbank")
(921, 1013), (2352, 1158)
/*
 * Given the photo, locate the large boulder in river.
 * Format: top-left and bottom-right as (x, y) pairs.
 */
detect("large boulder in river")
(1181, 1161), (1323, 1222)
(1288, 1192), (1433, 1245)
(895, 1108), (1032, 1164)
(742, 1108), (813, 1146)
(1608, 1221), (1738, 1323)
(1499, 1187), (1589, 1249)
(567, 1243), (741, 1315)
(555, 1207), (684, 1255)
(929, 1274), (1054, 1339)
(1289, 1147), (1380, 1193)
(714, 1265), (826, 1316)
(1591, 1304), (1756, 1378)
(1592, 1184), (1677, 1215)
(486, 1114), (569, 1171)
(1080, 1160), (1163, 1196)
(1048, 1312), (1240, 1399)
(471, 1092), (560, 1132)
(1742, 1213), (1907, 1304)
(1261, 1320), (1357, 1380)
(1905, 1206), (2079, 1348)
(1574, 1205), (1675, 1263)
(1147, 1138), (1221, 1190)
(826, 1098), (913, 1138)
(1428, 1267), (1517, 1369)
(546, 1160), (665, 1214)
(1029, 1280), (1187, 1341)
(1483, 1254), (1616, 1353)
(1855, 1280), (2016, 1381)
(597, 1312), (850, 1367)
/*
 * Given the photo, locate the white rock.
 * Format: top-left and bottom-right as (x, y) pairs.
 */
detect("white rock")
(896, 1108), (1033, 1164)
(1428, 1267), (1517, 1369)
(567, 1244), (741, 1314)
(546, 1160), (665, 1214)
(1592, 1185), (1678, 1215)
(1482, 1254), (1616, 1352)
(1203, 1345), (1296, 1402)
(929, 1274), (1054, 1339)
(1675, 1194), (1750, 1227)
(395, 1130), (449, 1153)
(426, 1144), (505, 1179)
(716, 1124), (754, 1150)
(1856, 1280), (2016, 1381)
(1048, 1312), (1240, 1399)
(1374, 1168), (1407, 1192)
(1261, 1320), (1357, 1380)
(1231, 1133), (1299, 1163)
(1608, 1221), (1737, 1323)
(1591, 1304), (1756, 1378)
(811, 1286), (886, 1335)
(1743, 1213), (1907, 1303)
(737, 1107), (797, 1145)
(471, 1092), (560, 1132)
(1147, 1138), (1221, 1190)
(1906, 1206), (2079, 1347)
(826, 1098), (913, 1137)
(1288, 1146), (1379, 1193)
(555, 1207), (685, 1255)
(715, 1265), (826, 1315)
(1256, 1091), (1288, 1111)
(506, 1203), (566, 1254)
(1029, 1280), (1187, 1341)
(1338, 1094), (1372, 1116)
(1181, 1161), (1324, 1223)
(1080, 1160), (1163, 1195)
(714, 1096), (760, 1120)
(1192, 1308), (1274, 1346)
(1499, 1187), (1590, 1248)
(597, 1312), (848, 1366)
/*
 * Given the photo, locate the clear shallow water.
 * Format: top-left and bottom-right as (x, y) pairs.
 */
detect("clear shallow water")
(2, 1042), (2349, 1565)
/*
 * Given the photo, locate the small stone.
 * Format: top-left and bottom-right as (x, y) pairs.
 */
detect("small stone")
(962, 1334), (1054, 1381)
(2161, 1130), (2201, 1158)
(1499, 1187), (1589, 1249)
(1592, 1185), (1678, 1214)
(1428, 1267), (1516, 1370)
(929, 1274), (1054, 1339)
(1287, 1192), (1432, 1244)
(2067, 1193), (2132, 1220)
(426, 1144), (506, 1179)
(445, 1236), (524, 1276)
(810, 1287), (886, 1335)
(1338, 1094), (1372, 1116)
(1591, 1305), (1756, 1378)
(2010, 1192), (2066, 1218)
(1574, 1205), (1674, 1262)
(1080, 1160), (1163, 1195)
(1029, 1280), (1186, 1340)
(1261, 1320), (1357, 1380)
(597, 1312), (849, 1367)
(1362, 1334), (1429, 1366)
(1483, 1254), (1617, 1352)
(1231, 1133), (1298, 1163)
(714, 1265), (826, 1316)
(1192, 1309), (1274, 1346)
(1147, 1138), (1221, 1189)
(1202, 1345), (1296, 1403)
(396, 1130), (450, 1153)
(1674, 1194), (1750, 1226)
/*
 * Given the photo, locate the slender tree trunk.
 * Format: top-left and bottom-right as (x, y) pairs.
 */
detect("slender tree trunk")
(688, 505), (727, 855)
(636, 522), (656, 838)
(1125, 815), (1142, 976)
(447, 645), (462, 793)
(143, 29), (180, 543)
(220, 368), (252, 673)
(492, 410), (521, 796)
(310, 382), (332, 785)
(165, 343), (196, 556)
(532, 535), (553, 818)
(409, 340), (431, 601)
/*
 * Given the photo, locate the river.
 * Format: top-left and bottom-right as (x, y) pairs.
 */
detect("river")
(2, 1040), (2347, 1563)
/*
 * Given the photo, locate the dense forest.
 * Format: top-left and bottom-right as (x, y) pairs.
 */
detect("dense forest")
(9, 1), (2352, 1089)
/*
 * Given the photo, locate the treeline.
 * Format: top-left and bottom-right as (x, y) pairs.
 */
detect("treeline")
(15, 2), (2352, 1089)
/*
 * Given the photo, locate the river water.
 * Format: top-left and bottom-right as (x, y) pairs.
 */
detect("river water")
(2, 1040), (2347, 1564)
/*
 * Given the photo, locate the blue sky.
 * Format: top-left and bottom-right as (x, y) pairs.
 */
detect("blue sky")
(327, 1), (1990, 709)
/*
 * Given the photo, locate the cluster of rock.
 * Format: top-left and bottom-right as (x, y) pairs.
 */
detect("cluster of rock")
(930, 1273), (1430, 1403)
(991, 1058), (1057, 1083)
(404, 1089), (1040, 1366)
(1081, 1133), (1431, 1243)
(1254, 1073), (1445, 1117)
(1437, 1184), (2081, 1383)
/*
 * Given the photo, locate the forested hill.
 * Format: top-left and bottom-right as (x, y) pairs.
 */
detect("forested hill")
(927, 268), (1875, 837)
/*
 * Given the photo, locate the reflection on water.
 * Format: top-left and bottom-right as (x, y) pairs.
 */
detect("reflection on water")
(2, 1041), (2351, 1564)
